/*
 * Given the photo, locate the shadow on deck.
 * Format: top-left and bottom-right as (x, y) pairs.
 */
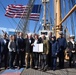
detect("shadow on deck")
(21, 61), (76, 75)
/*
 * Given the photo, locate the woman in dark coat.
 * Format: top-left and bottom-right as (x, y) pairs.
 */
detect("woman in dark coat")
(51, 36), (59, 71)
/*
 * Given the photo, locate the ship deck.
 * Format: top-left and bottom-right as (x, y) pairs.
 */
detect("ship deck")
(0, 60), (76, 75)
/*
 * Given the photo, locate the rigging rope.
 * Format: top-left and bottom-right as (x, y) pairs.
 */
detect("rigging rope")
(62, 0), (68, 38)
(18, 0), (35, 33)
(47, 0), (53, 24)
(37, 25), (42, 32)
(14, 0), (16, 4)
(0, 0), (26, 32)
(33, 5), (42, 33)
(68, 0), (75, 35)
(0, 1), (16, 29)
(71, 0), (76, 36)
(63, 0), (67, 26)
(16, 0), (35, 33)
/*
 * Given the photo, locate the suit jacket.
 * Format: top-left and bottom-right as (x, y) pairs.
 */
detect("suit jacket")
(25, 38), (34, 53)
(57, 37), (67, 51)
(51, 41), (59, 57)
(68, 41), (76, 51)
(16, 37), (25, 51)
(0, 38), (9, 53)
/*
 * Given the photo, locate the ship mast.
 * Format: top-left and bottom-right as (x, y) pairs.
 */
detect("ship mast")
(54, 0), (62, 38)
(54, 0), (76, 38)
(42, 0), (62, 38)
(42, 0), (50, 30)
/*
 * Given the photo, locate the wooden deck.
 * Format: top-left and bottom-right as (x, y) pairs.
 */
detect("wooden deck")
(0, 67), (76, 75)
(21, 60), (76, 75)
(0, 60), (76, 75)
(21, 68), (76, 75)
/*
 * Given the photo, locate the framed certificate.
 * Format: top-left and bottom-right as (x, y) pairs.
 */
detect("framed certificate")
(33, 43), (43, 52)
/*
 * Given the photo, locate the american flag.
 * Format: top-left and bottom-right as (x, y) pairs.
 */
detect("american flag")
(5, 4), (41, 21)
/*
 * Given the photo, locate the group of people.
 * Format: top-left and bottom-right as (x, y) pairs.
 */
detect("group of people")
(0, 31), (76, 71)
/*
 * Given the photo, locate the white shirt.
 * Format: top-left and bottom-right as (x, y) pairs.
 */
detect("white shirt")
(4, 39), (6, 44)
(34, 40), (37, 45)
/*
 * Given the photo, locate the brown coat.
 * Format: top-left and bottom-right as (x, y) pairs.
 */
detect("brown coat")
(43, 39), (49, 54)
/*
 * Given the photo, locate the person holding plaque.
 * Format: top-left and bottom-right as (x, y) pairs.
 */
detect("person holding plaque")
(32, 34), (40, 69)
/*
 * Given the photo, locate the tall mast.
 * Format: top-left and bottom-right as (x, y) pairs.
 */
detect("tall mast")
(54, 0), (76, 38)
(54, 0), (62, 38)
(53, 0), (57, 35)
(42, 0), (49, 30)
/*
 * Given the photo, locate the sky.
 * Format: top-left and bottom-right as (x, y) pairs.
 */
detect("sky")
(0, 0), (76, 36)
(0, 0), (43, 34)
(0, 0), (55, 35)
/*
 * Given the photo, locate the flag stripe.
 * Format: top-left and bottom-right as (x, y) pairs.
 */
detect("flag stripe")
(6, 10), (28, 13)
(5, 14), (39, 21)
(5, 11), (40, 16)
(5, 13), (39, 18)
(7, 4), (29, 8)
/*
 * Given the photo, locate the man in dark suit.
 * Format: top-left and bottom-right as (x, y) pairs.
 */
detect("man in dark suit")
(0, 33), (9, 69)
(57, 31), (67, 69)
(16, 32), (25, 69)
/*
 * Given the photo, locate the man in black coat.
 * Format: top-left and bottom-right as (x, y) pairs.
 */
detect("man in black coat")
(0, 33), (9, 69)
(16, 32), (25, 69)
(57, 31), (67, 69)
